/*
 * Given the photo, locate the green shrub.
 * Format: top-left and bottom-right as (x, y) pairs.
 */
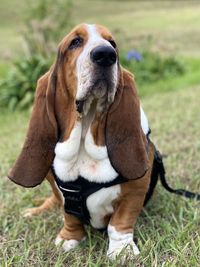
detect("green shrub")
(120, 50), (186, 86)
(0, 55), (50, 110)
(0, 0), (73, 110)
(23, 0), (73, 58)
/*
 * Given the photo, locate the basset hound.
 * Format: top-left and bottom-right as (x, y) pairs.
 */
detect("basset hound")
(8, 23), (158, 261)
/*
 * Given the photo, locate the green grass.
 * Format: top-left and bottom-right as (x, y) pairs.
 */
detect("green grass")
(0, 85), (200, 266)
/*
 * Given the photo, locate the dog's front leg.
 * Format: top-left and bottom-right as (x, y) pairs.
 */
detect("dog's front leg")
(55, 213), (86, 252)
(107, 144), (154, 262)
(107, 174), (150, 262)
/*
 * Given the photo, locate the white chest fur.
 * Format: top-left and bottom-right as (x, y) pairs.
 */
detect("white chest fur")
(53, 120), (118, 183)
(53, 106), (149, 228)
(53, 106), (149, 183)
(86, 185), (121, 229)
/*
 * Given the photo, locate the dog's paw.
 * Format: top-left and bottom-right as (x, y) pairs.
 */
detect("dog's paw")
(22, 207), (41, 217)
(107, 224), (140, 263)
(55, 236), (85, 252)
(107, 241), (140, 262)
(55, 236), (64, 246)
(62, 239), (80, 252)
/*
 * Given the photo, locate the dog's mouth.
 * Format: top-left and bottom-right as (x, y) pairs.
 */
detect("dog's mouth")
(76, 100), (85, 113)
(91, 78), (109, 97)
(76, 77), (111, 113)
(76, 63), (119, 117)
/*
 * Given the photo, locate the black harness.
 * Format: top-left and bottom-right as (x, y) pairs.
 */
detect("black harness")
(52, 167), (127, 225)
(53, 137), (200, 225)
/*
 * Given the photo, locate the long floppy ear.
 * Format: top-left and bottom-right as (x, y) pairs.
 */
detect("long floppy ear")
(105, 69), (149, 180)
(8, 70), (58, 187)
(7, 48), (72, 187)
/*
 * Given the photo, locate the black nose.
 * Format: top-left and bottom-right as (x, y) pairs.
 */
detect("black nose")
(90, 46), (117, 67)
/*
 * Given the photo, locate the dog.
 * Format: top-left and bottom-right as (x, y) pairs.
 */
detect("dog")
(8, 23), (158, 261)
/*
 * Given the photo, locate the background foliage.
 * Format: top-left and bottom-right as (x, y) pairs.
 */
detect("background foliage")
(23, 0), (73, 57)
(121, 51), (185, 85)
(0, 0), (72, 110)
(0, 55), (50, 110)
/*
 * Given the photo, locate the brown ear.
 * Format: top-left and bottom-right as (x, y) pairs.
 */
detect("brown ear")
(105, 69), (149, 180)
(8, 47), (76, 187)
(8, 70), (58, 187)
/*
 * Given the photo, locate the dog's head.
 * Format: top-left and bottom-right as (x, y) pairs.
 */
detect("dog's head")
(8, 24), (149, 187)
(52, 23), (120, 115)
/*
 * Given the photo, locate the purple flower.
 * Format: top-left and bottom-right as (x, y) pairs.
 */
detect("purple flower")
(126, 50), (142, 62)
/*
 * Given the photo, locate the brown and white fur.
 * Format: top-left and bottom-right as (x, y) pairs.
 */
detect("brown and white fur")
(8, 24), (155, 261)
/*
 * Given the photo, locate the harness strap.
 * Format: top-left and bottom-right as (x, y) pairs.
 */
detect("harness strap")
(155, 150), (200, 201)
(52, 166), (127, 224)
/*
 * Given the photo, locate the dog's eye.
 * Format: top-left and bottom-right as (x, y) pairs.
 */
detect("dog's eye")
(69, 37), (83, 49)
(108, 40), (117, 48)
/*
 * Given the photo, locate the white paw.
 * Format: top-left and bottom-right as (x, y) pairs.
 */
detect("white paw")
(22, 208), (37, 218)
(55, 236), (85, 252)
(107, 224), (140, 262)
(107, 241), (140, 262)
(62, 239), (80, 252)
(55, 236), (63, 246)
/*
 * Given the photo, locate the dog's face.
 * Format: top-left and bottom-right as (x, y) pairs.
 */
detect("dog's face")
(57, 24), (119, 114)
(76, 24), (118, 104)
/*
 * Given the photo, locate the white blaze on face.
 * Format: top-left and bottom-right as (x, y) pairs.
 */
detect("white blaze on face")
(76, 24), (118, 102)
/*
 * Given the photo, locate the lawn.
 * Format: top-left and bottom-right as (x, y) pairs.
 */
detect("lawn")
(0, 0), (200, 266)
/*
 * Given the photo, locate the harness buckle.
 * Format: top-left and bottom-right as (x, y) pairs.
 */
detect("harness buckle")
(58, 184), (86, 220)
(64, 191), (83, 217)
